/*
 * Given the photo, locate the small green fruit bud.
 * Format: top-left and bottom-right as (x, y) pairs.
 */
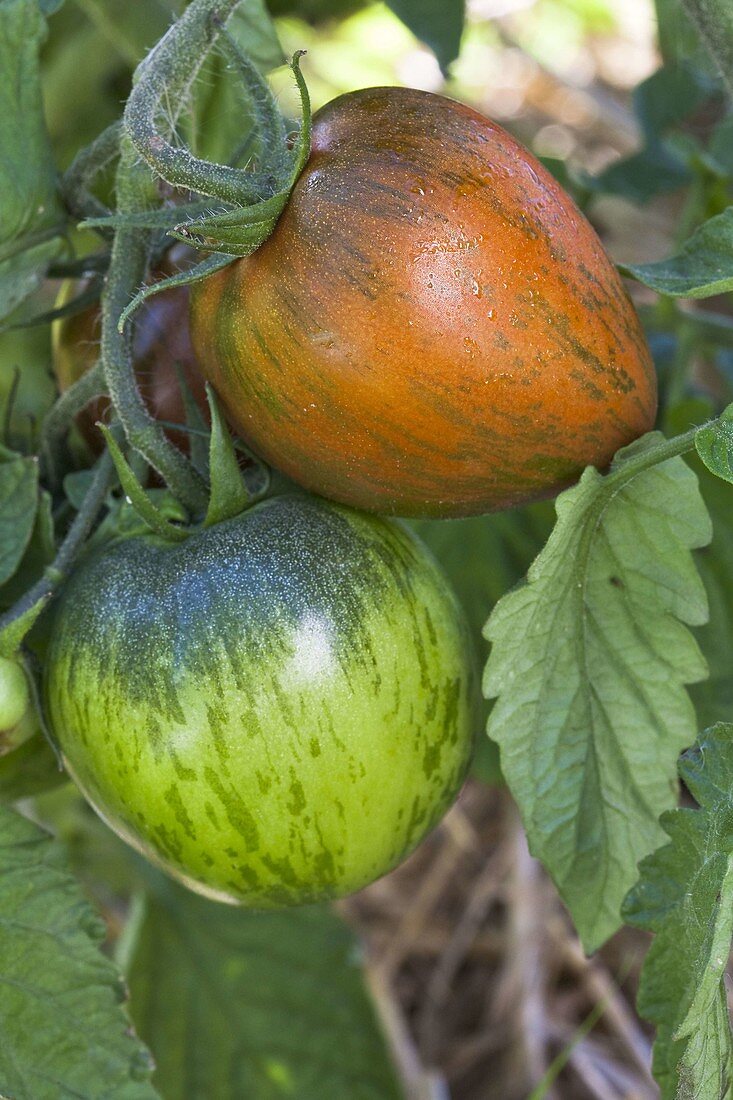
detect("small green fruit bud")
(0, 656), (36, 755)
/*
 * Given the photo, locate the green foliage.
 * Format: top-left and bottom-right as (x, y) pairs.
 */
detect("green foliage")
(655, 0), (709, 65)
(0, 325), (56, 453)
(690, 460), (733, 728)
(0, 803), (157, 1099)
(622, 208), (733, 297)
(623, 724), (733, 1099)
(680, 0), (733, 97)
(98, 426), (191, 542)
(588, 62), (718, 203)
(0, 488), (54, 611)
(636, 61), (717, 139)
(484, 435), (711, 951)
(696, 402), (733, 482)
(125, 874), (403, 1099)
(41, 0), (177, 168)
(0, 732), (65, 801)
(0, 0), (65, 321)
(0, 451), (39, 587)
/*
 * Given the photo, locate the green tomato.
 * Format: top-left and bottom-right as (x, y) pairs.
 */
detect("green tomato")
(0, 656), (37, 755)
(44, 495), (477, 906)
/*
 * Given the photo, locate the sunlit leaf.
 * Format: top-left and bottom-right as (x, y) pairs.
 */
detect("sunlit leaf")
(484, 435), (711, 950)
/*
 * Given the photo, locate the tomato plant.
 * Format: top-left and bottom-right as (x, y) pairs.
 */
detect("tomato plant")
(190, 86), (657, 518)
(44, 494), (477, 906)
(2, 0), (733, 1096)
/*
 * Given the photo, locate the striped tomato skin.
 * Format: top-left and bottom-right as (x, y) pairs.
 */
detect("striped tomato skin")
(190, 87), (657, 518)
(44, 495), (477, 907)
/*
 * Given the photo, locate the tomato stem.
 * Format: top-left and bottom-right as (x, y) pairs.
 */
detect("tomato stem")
(59, 122), (122, 233)
(41, 361), (106, 487)
(606, 426), (700, 490)
(124, 0), (272, 207)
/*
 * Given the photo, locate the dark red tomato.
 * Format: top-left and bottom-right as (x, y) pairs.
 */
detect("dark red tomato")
(190, 86), (657, 518)
(53, 277), (208, 454)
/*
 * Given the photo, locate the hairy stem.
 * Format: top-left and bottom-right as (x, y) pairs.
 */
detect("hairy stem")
(605, 426), (699, 488)
(100, 139), (208, 513)
(124, 0), (271, 204)
(41, 361), (106, 486)
(60, 122), (123, 229)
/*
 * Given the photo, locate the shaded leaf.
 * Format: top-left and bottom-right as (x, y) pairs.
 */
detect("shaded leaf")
(623, 724), (733, 1099)
(590, 142), (692, 204)
(0, 455), (38, 586)
(484, 435), (711, 950)
(0, 0), (65, 319)
(621, 208), (733, 298)
(384, 0), (464, 71)
(0, 487), (53, 611)
(709, 115), (733, 177)
(99, 426), (189, 543)
(635, 61), (717, 141)
(127, 873), (403, 1099)
(0, 803), (158, 1099)
(0, 322), (56, 454)
(0, 732), (66, 802)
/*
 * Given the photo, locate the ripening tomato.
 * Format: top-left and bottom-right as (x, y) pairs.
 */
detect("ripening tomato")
(53, 276), (208, 453)
(190, 86), (657, 518)
(44, 494), (478, 907)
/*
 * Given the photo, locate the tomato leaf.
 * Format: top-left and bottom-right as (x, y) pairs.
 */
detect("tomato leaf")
(125, 873), (403, 1099)
(623, 724), (733, 1099)
(620, 207), (733, 298)
(0, 0), (65, 321)
(384, 0), (465, 72)
(0, 454), (38, 587)
(690, 461), (733, 727)
(0, 487), (54, 614)
(484, 435), (711, 951)
(696, 403), (733, 483)
(0, 804), (158, 1099)
(584, 63), (718, 203)
(204, 385), (251, 526)
(588, 142), (692, 204)
(634, 61), (718, 142)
